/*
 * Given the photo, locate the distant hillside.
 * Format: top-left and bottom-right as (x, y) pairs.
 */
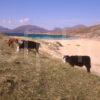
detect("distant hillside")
(71, 24), (87, 29)
(0, 26), (10, 32)
(51, 24), (100, 38)
(64, 24), (87, 30)
(10, 25), (48, 34)
(0, 24), (100, 38)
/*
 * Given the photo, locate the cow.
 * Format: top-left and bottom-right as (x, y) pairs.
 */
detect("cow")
(63, 55), (91, 73)
(8, 38), (18, 47)
(16, 40), (41, 54)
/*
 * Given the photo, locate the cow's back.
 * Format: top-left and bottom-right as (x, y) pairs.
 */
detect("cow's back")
(82, 56), (91, 65)
(69, 56), (91, 66)
(19, 40), (40, 53)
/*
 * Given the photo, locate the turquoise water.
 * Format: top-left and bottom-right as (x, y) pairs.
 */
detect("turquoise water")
(6, 33), (78, 40)
(27, 34), (72, 39)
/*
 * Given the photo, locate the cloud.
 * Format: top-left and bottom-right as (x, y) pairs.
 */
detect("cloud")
(0, 18), (31, 28)
(19, 18), (30, 24)
(0, 19), (14, 24)
(0, 17), (30, 25)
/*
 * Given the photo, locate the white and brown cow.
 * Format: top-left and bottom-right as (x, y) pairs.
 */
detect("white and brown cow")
(17, 40), (40, 54)
(8, 38), (40, 54)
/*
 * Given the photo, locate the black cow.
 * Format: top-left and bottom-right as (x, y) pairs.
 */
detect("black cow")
(63, 55), (91, 73)
(17, 40), (40, 54)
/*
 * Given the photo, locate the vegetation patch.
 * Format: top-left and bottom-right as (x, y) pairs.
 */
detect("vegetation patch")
(0, 35), (100, 100)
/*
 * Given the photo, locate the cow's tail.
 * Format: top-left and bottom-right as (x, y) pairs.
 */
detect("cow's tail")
(39, 43), (41, 47)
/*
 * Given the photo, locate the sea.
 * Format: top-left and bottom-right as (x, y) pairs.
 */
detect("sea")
(6, 33), (78, 40)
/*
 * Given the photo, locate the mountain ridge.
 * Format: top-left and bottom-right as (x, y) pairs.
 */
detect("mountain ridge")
(0, 24), (100, 38)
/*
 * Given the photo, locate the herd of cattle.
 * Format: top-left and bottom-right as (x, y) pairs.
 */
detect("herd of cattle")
(7, 38), (91, 73)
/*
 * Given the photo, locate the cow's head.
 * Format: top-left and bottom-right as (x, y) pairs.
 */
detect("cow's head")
(63, 55), (70, 63)
(8, 38), (19, 47)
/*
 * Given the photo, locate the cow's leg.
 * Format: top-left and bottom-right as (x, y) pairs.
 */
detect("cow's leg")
(86, 65), (91, 73)
(70, 64), (74, 67)
(26, 49), (28, 55)
(24, 48), (28, 55)
(28, 49), (31, 53)
(16, 46), (19, 52)
(36, 48), (39, 54)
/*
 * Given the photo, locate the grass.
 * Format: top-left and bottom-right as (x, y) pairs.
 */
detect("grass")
(0, 35), (100, 100)
(76, 44), (80, 46)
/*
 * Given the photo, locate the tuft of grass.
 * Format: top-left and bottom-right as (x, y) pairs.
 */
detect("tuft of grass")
(76, 44), (80, 46)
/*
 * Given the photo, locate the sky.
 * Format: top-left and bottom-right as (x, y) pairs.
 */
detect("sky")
(0, 0), (100, 29)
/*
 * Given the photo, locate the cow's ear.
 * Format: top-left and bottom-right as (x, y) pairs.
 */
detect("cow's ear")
(63, 55), (69, 59)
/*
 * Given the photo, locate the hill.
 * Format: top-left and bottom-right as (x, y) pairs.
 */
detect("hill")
(10, 25), (48, 34)
(0, 24), (100, 38)
(0, 35), (100, 100)
(0, 26), (10, 32)
(51, 24), (100, 38)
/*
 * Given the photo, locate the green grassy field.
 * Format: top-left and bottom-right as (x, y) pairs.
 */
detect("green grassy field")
(0, 35), (100, 100)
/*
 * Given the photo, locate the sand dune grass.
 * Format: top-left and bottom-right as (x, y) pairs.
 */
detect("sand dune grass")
(0, 35), (100, 100)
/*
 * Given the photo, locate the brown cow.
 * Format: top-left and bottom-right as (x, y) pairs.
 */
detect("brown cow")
(8, 38), (18, 47)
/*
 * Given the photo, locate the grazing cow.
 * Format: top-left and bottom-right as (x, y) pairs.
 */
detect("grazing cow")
(16, 40), (40, 54)
(63, 55), (91, 73)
